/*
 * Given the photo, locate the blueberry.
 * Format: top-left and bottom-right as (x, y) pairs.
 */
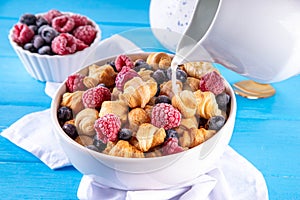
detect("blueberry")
(33, 35), (45, 49)
(216, 93), (230, 111)
(36, 16), (48, 28)
(166, 67), (173, 80)
(38, 25), (48, 35)
(20, 14), (36, 26)
(93, 135), (107, 152)
(107, 61), (117, 72)
(176, 69), (187, 83)
(86, 144), (101, 152)
(57, 106), (73, 124)
(62, 124), (78, 140)
(155, 95), (171, 104)
(38, 45), (52, 55)
(23, 43), (36, 53)
(28, 25), (38, 33)
(118, 128), (133, 141)
(207, 116), (226, 131)
(133, 59), (152, 72)
(165, 129), (179, 140)
(152, 69), (168, 84)
(41, 26), (58, 43)
(155, 84), (161, 97)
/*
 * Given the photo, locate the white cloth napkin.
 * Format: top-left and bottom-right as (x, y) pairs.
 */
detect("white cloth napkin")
(0, 34), (269, 199)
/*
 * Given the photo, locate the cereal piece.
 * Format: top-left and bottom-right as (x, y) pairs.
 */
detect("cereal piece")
(179, 116), (199, 130)
(94, 113), (121, 144)
(145, 147), (163, 158)
(73, 25), (97, 45)
(60, 91), (84, 115)
(160, 80), (183, 99)
(199, 71), (225, 95)
(151, 103), (181, 130)
(75, 135), (93, 146)
(184, 77), (200, 92)
(115, 66), (139, 91)
(66, 73), (86, 92)
(51, 33), (77, 55)
(119, 77), (157, 108)
(12, 23), (35, 45)
(84, 64), (117, 88)
(111, 87), (121, 100)
(137, 69), (153, 81)
(179, 128), (216, 148)
(135, 123), (166, 152)
(128, 108), (151, 132)
(171, 90), (197, 118)
(162, 137), (184, 156)
(194, 90), (222, 119)
(82, 85), (111, 109)
(75, 108), (99, 136)
(182, 62), (219, 79)
(115, 55), (134, 72)
(52, 15), (75, 33)
(106, 140), (144, 158)
(146, 52), (172, 70)
(99, 100), (128, 124)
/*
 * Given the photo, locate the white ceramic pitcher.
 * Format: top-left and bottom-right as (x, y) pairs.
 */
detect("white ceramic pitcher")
(150, 0), (300, 83)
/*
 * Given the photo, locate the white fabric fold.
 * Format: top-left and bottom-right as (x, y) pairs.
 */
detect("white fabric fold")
(77, 146), (268, 200)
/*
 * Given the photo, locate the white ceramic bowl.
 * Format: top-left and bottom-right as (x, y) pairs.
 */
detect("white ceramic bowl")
(51, 53), (236, 190)
(9, 12), (101, 83)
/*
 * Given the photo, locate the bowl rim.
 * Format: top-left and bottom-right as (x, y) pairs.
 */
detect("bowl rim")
(8, 11), (102, 59)
(50, 52), (237, 163)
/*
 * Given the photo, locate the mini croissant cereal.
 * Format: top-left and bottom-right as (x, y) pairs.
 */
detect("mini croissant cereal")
(57, 53), (231, 158)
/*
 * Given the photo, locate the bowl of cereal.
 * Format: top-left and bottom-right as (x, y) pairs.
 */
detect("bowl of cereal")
(51, 52), (236, 190)
(9, 9), (101, 82)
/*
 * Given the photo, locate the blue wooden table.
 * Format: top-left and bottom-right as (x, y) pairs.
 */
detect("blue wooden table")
(0, 1), (299, 199)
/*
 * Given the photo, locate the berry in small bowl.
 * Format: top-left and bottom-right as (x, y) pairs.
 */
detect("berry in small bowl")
(9, 9), (101, 82)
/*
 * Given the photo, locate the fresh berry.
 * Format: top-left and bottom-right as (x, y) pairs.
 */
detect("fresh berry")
(92, 135), (107, 152)
(151, 103), (181, 130)
(155, 95), (171, 104)
(216, 93), (230, 111)
(94, 114), (121, 144)
(162, 137), (184, 156)
(62, 123), (78, 140)
(43, 9), (63, 24)
(70, 14), (89, 28)
(38, 45), (52, 55)
(36, 16), (48, 28)
(73, 25), (97, 45)
(152, 69), (168, 84)
(12, 23), (35, 46)
(82, 85), (111, 109)
(57, 106), (73, 124)
(207, 116), (226, 131)
(165, 129), (179, 140)
(51, 33), (77, 55)
(52, 15), (75, 33)
(23, 43), (36, 53)
(115, 66), (139, 91)
(118, 128), (133, 141)
(133, 59), (152, 72)
(40, 26), (58, 43)
(32, 35), (45, 49)
(115, 54), (134, 72)
(20, 14), (36, 26)
(199, 71), (225, 95)
(66, 73), (86, 92)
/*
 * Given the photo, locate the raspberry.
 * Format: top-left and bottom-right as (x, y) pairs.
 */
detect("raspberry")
(115, 55), (134, 72)
(52, 15), (75, 33)
(151, 103), (181, 130)
(73, 25), (97, 45)
(66, 73), (86, 92)
(115, 66), (139, 91)
(82, 85), (111, 109)
(70, 14), (89, 28)
(43, 9), (63, 24)
(162, 137), (184, 156)
(94, 114), (121, 144)
(51, 33), (77, 55)
(12, 23), (35, 46)
(199, 71), (225, 95)
(74, 37), (88, 51)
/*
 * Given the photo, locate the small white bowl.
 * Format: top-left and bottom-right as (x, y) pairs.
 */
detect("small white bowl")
(9, 12), (101, 83)
(51, 53), (236, 190)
